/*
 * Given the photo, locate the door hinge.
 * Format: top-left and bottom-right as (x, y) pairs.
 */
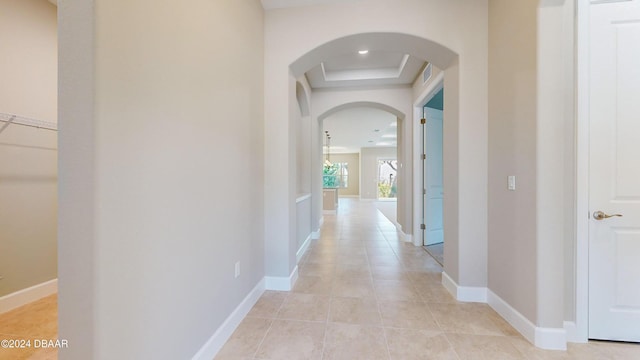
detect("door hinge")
(420, 224), (426, 230)
(420, 118), (426, 124)
(423, 189), (426, 195)
(422, 154), (426, 160)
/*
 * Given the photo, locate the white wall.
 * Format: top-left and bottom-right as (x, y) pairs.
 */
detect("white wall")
(58, 1), (265, 358)
(488, 0), (539, 324)
(488, 0), (576, 336)
(0, 0), (57, 298)
(360, 147), (397, 199)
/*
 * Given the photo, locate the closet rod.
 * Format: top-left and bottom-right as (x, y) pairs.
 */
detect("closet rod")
(0, 112), (58, 132)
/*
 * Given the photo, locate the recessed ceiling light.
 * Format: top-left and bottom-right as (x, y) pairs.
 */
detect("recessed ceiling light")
(358, 50), (369, 55)
(373, 129), (380, 132)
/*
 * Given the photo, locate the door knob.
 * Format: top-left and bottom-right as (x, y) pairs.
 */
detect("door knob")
(593, 211), (623, 220)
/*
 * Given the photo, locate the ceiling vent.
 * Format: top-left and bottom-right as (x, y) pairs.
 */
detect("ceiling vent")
(422, 63), (433, 84)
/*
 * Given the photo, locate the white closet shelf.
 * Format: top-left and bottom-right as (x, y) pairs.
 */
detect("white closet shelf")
(0, 112), (58, 132)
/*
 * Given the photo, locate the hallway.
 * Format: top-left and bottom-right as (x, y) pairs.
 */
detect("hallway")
(215, 199), (639, 359)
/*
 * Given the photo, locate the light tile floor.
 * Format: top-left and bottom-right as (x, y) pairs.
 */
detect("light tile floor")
(0, 295), (58, 360)
(216, 198), (640, 360)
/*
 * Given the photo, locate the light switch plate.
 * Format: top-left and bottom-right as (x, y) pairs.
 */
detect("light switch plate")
(508, 176), (516, 191)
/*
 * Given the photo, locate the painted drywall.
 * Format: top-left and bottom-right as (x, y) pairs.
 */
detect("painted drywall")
(58, 0), (265, 358)
(537, 0), (575, 329)
(360, 147), (397, 200)
(488, 0), (538, 324)
(0, 0), (57, 298)
(328, 153), (360, 196)
(264, 0), (489, 288)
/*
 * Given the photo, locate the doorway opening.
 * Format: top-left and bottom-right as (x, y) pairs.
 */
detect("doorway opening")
(421, 88), (444, 265)
(377, 159), (397, 200)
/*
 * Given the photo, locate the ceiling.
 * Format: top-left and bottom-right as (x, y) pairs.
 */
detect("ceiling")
(306, 50), (427, 89)
(323, 107), (397, 154)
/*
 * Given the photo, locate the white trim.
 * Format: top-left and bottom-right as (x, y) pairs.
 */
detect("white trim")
(323, 209), (337, 215)
(574, 0), (590, 344)
(535, 328), (567, 351)
(296, 193), (312, 203)
(338, 195), (359, 198)
(441, 272), (487, 303)
(312, 217), (324, 239)
(265, 266), (299, 291)
(296, 235), (312, 263)
(487, 289), (535, 345)
(564, 321), (585, 343)
(487, 290), (567, 350)
(0, 279), (58, 314)
(191, 279), (265, 360)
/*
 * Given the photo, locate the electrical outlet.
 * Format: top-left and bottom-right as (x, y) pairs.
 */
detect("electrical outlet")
(235, 262), (240, 278)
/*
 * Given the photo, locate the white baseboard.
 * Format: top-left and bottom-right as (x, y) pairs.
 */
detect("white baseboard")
(535, 327), (567, 350)
(0, 279), (58, 314)
(339, 195), (359, 198)
(487, 289), (566, 350)
(564, 321), (586, 343)
(265, 266), (299, 291)
(191, 278), (265, 360)
(323, 210), (337, 215)
(413, 234), (421, 247)
(297, 235), (312, 263)
(441, 272), (487, 302)
(312, 217), (324, 239)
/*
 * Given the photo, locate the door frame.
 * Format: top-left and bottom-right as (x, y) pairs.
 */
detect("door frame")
(412, 72), (444, 247)
(575, 0), (591, 344)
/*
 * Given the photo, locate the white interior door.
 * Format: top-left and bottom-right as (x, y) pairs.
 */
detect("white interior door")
(423, 107), (443, 246)
(588, 0), (640, 342)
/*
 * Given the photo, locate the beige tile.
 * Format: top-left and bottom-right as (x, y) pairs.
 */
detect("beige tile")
(332, 278), (376, 298)
(298, 263), (335, 278)
(415, 284), (457, 304)
(215, 317), (272, 359)
(254, 320), (325, 360)
(329, 297), (381, 325)
(335, 263), (371, 279)
(292, 276), (333, 295)
(322, 323), (389, 360)
(446, 334), (525, 360)
(407, 271), (442, 286)
(572, 341), (640, 360)
(277, 294), (330, 322)
(428, 303), (517, 336)
(378, 300), (440, 330)
(247, 291), (288, 319)
(508, 336), (573, 360)
(371, 266), (411, 281)
(374, 280), (421, 302)
(385, 328), (458, 360)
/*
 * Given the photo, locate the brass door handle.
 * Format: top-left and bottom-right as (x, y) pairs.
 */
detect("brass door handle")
(593, 211), (623, 220)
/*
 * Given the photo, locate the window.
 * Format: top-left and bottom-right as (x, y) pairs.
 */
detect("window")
(323, 162), (348, 188)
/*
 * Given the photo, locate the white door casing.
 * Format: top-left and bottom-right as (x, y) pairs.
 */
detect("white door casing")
(588, 0), (640, 342)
